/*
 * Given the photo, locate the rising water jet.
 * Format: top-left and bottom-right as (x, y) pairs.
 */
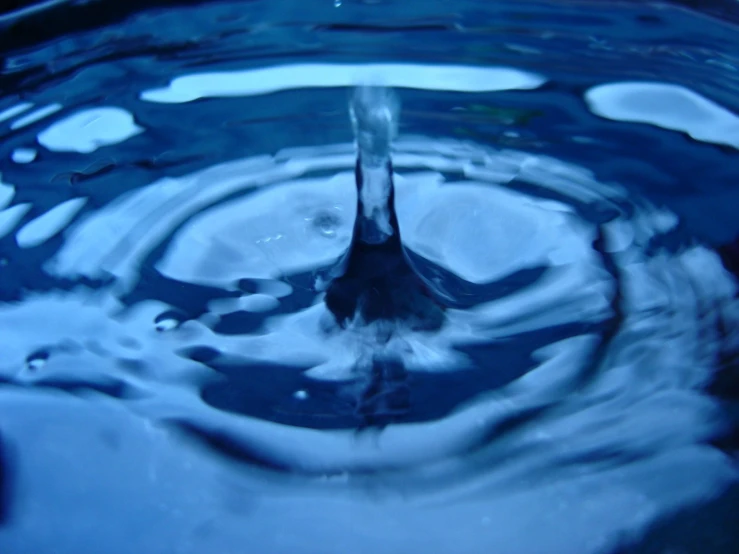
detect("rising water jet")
(322, 86), (446, 426)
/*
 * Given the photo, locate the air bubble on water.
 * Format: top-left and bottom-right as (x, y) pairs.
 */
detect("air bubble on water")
(294, 390), (309, 400)
(26, 350), (49, 370)
(154, 311), (186, 332)
(310, 210), (342, 237)
(334, 0), (342, 6)
(155, 318), (178, 332)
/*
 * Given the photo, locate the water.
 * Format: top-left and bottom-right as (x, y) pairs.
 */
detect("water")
(0, 1), (738, 553)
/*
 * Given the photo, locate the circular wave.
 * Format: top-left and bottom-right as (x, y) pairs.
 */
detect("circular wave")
(1, 128), (736, 553)
(1, 3), (738, 549)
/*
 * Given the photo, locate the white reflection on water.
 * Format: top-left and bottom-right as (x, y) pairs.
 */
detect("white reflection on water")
(16, 197), (87, 249)
(586, 81), (739, 149)
(140, 63), (547, 103)
(9, 103), (62, 130)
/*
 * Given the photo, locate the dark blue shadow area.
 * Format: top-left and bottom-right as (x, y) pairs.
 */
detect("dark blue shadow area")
(0, 432), (14, 527)
(194, 320), (595, 430)
(612, 484), (739, 554)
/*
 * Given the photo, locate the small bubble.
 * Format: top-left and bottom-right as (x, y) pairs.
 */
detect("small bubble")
(154, 310), (187, 332)
(334, 0), (342, 6)
(26, 350), (49, 370)
(294, 390), (309, 400)
(311, 211), (341, 237)
(155, 318), (179, 332)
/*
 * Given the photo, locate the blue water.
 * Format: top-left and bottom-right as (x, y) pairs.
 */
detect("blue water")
(1, 1), (738, 553)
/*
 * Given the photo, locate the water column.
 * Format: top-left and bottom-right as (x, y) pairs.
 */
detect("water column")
(324, 86), (444, 426)
(324, 86), (443, 332)
(349, 86), (400, 245)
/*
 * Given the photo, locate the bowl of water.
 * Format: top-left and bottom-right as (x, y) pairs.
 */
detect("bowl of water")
(0, 1), (738, 553)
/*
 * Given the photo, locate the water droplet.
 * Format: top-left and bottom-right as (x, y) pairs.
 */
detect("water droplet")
(334, 0), (342, 6)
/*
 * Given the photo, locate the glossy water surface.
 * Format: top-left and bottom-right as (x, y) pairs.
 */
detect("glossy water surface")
(0, 1), (738, 553)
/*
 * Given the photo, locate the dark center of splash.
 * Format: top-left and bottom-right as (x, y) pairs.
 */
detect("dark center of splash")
(323, 158), (444, 330)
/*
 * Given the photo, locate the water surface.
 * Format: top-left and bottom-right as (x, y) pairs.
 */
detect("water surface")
(0, 1), (738, 553)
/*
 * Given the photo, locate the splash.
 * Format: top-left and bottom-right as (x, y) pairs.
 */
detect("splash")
(0, 15), (738, 547)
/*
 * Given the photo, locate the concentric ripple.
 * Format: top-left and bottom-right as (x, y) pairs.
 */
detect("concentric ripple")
(1, 2), (739, 549)
(1, 126), (737, 550)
